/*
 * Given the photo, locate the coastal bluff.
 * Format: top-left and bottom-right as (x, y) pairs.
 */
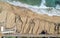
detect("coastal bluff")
(0, 2), (60, 35)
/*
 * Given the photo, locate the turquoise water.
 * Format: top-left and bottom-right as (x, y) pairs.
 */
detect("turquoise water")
(1, 0), (60, 7)
(1, 0), (60, 16)
(7, 0), (60, 7)
(17, 0), (41, 6)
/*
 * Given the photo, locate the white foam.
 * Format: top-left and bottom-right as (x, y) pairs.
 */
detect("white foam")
(6, 0), (60, 16)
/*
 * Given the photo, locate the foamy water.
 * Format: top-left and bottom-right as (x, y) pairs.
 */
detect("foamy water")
(2, 0), (60, 16)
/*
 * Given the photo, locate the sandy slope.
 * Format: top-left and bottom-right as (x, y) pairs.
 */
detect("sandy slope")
(0, 2), (60, 35)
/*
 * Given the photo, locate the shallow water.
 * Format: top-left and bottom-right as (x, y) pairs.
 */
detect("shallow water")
(1, 0), (60, 16)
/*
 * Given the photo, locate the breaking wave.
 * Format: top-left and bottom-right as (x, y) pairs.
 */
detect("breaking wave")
(2, 0), (60, 16)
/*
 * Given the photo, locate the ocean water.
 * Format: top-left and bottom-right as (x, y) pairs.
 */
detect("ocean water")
(1, 0), (60, 16)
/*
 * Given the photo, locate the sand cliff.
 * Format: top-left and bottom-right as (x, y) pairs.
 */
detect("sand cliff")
(0, 2), (60, 35)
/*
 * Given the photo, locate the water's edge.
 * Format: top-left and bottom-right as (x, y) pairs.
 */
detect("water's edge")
(1, 0), (60, 16)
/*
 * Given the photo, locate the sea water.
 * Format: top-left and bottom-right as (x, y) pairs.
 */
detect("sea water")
(1, 0), (60, 16)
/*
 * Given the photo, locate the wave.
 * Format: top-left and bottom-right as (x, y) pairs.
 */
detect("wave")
(3, 0), (60, 16)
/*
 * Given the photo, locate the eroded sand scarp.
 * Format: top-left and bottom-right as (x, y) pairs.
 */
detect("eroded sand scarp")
(0, 2), (60, 36)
